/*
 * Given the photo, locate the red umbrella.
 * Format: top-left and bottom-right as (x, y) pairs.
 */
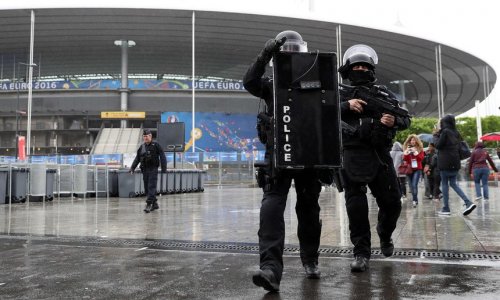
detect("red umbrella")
(480, 132), (500, 141)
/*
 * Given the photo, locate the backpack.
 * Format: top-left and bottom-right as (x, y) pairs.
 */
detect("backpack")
(458, 140), (471, 160)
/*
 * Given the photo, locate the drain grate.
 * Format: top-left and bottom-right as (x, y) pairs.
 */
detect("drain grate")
(1, 234), (499, 261)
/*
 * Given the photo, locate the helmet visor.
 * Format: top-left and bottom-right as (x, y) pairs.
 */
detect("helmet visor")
(342, 44), (378, 65)
(281, 40), (308, 53)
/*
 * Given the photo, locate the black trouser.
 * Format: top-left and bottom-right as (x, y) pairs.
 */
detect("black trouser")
(424, 173), (431, 197)
(258, 169), (322, 283)
(344, 151), (402, 259)
(142, 168), (158, 204)
(398, 176), (407, 196)
(432, 173), (441, 198)
(427, 173), (435, 198)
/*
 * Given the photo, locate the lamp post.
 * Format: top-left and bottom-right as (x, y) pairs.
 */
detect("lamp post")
(27, 10), (35, 157)
(114, 40), (135, 128)
(390, 79), (413, 110)
(15, 62), (35, 160)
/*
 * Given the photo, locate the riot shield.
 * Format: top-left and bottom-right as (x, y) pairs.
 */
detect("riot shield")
(272, 51), (341, 169)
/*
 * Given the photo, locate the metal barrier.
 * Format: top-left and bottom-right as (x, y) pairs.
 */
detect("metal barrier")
(1, 162), (114, 206)
(1, 162), (208, 208)
(3, 150), (265, 188)
(30, 164), (47, 198)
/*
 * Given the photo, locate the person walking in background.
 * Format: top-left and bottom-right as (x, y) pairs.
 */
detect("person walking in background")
(468, 141), (498, 201)
(433, 114), (476, 216)
(429, 150), (441, 200)
(422, 143), (437, 199)
(403, 134), (425, 207)
(390, 141), (407, 200)
(130, 130), (167, 213)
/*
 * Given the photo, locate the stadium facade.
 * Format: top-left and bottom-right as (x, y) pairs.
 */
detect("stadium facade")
(0, 5), (495, 155)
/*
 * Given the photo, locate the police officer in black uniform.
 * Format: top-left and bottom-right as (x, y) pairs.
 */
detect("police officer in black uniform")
(130, 129), (167, 213)
(243, 30), (323, 292)
(338, 45), (410, 272)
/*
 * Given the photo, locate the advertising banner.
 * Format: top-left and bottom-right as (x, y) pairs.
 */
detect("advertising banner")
(90, 154), (122, 166)
(0, 79), (245, 92)
(160, 112), (263, 153)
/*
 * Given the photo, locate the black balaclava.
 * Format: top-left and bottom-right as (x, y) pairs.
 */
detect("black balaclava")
(348, 68), (376, 86)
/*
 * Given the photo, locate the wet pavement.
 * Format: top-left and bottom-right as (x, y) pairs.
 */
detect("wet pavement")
(1, 181), (499, 299)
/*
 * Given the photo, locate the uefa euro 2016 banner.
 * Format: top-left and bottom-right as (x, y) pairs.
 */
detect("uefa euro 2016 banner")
(161, 112), (264, 153)
(0, 79), (245, 92)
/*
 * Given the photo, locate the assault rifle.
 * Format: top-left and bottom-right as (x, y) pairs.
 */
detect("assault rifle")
(339, 84), (410, 119)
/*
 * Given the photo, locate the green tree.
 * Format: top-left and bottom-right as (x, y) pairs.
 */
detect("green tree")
(455, 117), (475, 146)
(395, 116), (500, 147)
(395, 117), (437, 144)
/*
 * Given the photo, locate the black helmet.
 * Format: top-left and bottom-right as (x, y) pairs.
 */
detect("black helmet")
(338, 44), (378, 80)
(275, 30), (308, 53)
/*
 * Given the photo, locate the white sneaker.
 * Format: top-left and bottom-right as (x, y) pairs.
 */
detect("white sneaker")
(412, 201), (417, 208)
(474, 196), (482, 201)
(438, 210), (451, 215)
(463, 203), (477, 216)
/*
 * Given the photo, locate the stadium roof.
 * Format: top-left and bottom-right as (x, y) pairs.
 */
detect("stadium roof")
(0, 8), (495, 117)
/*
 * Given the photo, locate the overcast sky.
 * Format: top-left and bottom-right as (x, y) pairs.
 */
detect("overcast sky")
(312, 0), (499, 117)
(2, 0), (498, 116)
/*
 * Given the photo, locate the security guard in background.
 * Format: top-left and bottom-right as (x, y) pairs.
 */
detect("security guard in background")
(130, 129), (167, 213)
(243, 30), (323, 293)
(339, 45), (410, 272)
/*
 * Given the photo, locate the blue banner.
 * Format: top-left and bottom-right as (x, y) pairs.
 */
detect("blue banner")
(59, 155), (88, 165)
(90, 154), (122, 166)
(161, 112), (264, 153)
(30, 155), (58, 164)
(240, 150), (265, 162)
(0, 79), (245, 92)
(203, 152), (219, 162)
(184, 152), (201, 162)
(0, 156), (17, 163)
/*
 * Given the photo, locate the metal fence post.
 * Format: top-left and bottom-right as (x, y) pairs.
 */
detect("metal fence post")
(105, 164), (109, 199)
(71, 164), (74, 200)
(95, 165), (98, 201)
(8, 163), (12, 206)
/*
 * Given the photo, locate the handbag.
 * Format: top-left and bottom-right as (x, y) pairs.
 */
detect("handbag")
(398, 161), (413, 175)
(458, 140), (471, 160)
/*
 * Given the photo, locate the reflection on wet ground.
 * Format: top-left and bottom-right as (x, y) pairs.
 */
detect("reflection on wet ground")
(1, 183), (499, 298)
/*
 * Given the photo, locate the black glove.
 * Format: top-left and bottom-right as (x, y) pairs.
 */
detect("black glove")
(257, 37), (287, 63)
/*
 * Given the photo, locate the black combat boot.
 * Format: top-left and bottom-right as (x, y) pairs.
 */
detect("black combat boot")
(350, 256), (369, 272)
(303, 262), (321, 279)
(380, 238), (394, 257)
(144, 203), (152, 213)
(151, 202), (159, 211)
(252, 269), (280, 292)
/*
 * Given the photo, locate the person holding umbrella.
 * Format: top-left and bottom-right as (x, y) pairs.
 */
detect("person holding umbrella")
(480, 132), (500, 159)
(417, 133), (434, 144)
